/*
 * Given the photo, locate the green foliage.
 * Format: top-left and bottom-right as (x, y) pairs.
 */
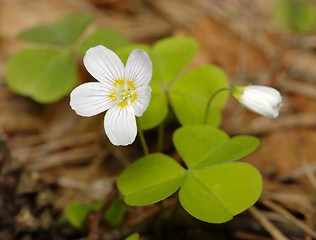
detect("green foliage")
(173, 125), (228, 169)
(5, 14), (130, 104)
(169, 65), (229, 126)
(179, 162), (262, 223)
(125, 233), (139, 240)
(115, 38), (199, 129)
(117, 153), (186, 206)
(138, 82), (168, 130)
(77, 28), (131, 56)
(116, 44), (152, 64)
(103, 199), (125, 226)
(173, 125), (260, 169)
(7, 13), (266, 228)
(5, 48), (77, 103)
(65, 203), (90, 228)
(65, 199), (125, 229)
(118, 125), (262, 223)
(18, 14), (92, 45)
(152, 36), (198, 85)
(274, 0), (316, 32)
(117, 38), (226, 129)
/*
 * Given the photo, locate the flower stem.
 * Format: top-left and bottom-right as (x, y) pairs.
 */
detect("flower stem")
(204, 87), (230, 124)
(137, 119), (149, 155)
(157, 123), (164, 152)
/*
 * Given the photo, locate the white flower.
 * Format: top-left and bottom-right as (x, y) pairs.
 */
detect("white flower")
(70, 45), (152, 146)
(231, 85), (282, 118)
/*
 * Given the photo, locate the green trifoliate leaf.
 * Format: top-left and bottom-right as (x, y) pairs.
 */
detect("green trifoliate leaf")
(179, 162), (262, 223)
(77, 28), (131, 56)
(152, 36), (198, 85)
(173, 125), (260, 170)
(117, 153), (186, 206)
(5, 48), (77, 103)
(65, 203), (90, 228)
(18, 14), (92, 45)
(169, 65), (229, 126)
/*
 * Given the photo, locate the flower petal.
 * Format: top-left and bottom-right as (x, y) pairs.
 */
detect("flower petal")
(104, 105), (137, 146)
(83, 45), (125, 87)
(132, 86), (152, 117)
(70, 82), (114, 117)
(125, 49), (152, 87)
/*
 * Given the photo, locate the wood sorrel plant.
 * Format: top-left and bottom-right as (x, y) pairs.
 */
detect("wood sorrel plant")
(73, 38), (282, 224)
(5, 14), (282, 225)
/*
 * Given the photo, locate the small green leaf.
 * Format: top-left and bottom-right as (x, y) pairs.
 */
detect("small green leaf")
(90, 201), (103, 212)
(117, 153), (186, 206)
(65, 203), (90, 228)
(274, 0), (316, 32)
(153, 36), (198, 85)
(169, 65), (229, 126)
(138, 82), (168, 130)
(103, 199), (125, 226)
(179, 162), (262, 223)
(125, 233), (139, 240)
(19, 14), (92, 45)
(173, 125), (228, 169)
(173, 125), (259, 170)
(197, 135), (260, 168)
(5, 48), (77, 103)
(77, 28), (131, 56)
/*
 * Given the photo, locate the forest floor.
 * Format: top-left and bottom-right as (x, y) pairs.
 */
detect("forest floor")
(1, 0), (316, 239)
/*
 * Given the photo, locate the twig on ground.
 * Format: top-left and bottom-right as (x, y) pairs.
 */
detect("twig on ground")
(278, 164), (316, 183)
(248, 206), (289, 240)
(87, 185), (118, 240)
(302, 160), (316, 190)
(261, 199), (316, 239)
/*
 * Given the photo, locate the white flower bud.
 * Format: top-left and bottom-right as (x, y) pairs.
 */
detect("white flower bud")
(231, 85), (282, 118)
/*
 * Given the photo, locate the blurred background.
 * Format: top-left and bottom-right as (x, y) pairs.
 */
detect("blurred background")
(1, 0), (316, 239)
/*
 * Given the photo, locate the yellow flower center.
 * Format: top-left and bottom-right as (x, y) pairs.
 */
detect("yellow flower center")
(109, 80), (138, 108)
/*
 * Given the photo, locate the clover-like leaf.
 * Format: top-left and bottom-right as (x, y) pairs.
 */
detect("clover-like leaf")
(152, 36), (198, 85)
(197, 135), (260, 168)
(179, 162), (262, 223)
(169, 65), (229, 127)
(173, 125), (259, 170)
(103, 199), (125, 226)
(65, 202), (90, 228)
(118, 126), (262, 224)
(18, 14), (92, 45)
(5, 48), (77, 103)
(77, 28), (131, 56)
(173, 125), (227, 169)
(117, 153), (186, 206)
(138, 82), (168, 130)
